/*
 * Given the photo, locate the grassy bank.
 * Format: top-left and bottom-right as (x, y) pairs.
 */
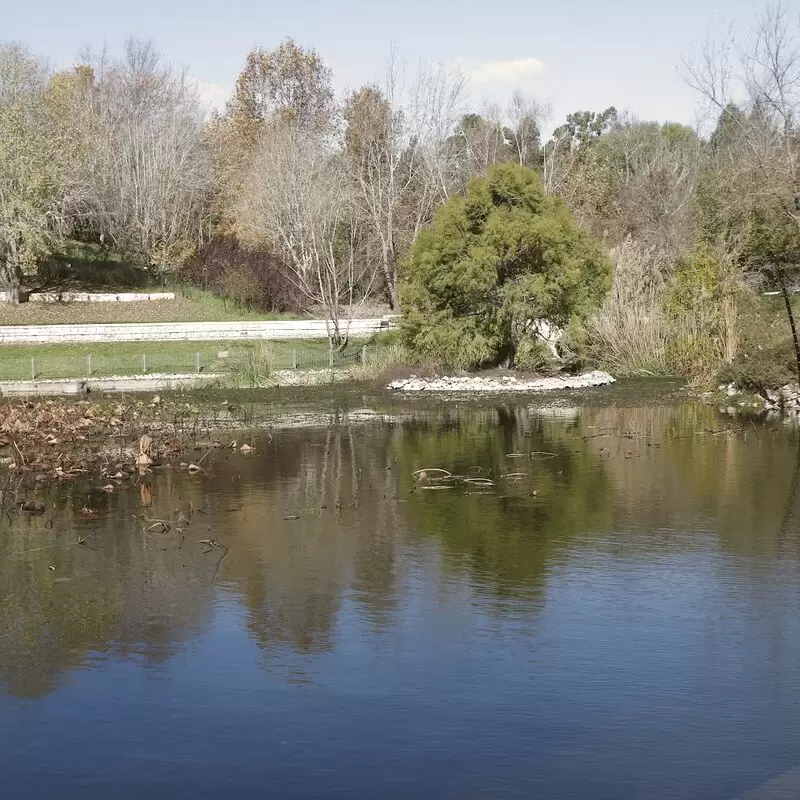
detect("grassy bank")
(0, 288), (301, 326)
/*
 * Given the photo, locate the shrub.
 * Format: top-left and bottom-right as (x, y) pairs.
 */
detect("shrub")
(718, 339), (797, 391)
(513, 334), (557, 373)
(400, 163), (610, 370)
(718, 293), (800, 390)
(182, 235), (302, 312)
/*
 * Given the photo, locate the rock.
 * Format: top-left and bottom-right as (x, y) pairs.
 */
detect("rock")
(387, 370), (615, 393)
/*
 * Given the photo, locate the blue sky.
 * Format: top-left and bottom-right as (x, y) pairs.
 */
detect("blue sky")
(5, 0), (763, 131)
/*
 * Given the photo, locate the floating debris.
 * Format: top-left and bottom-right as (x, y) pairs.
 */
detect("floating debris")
(144, 519), (171, 533)
(412, 468), (452, 482)
(463, 477), (497, 487)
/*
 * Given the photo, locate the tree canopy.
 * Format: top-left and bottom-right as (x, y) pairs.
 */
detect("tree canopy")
(400, 162), (611, 369)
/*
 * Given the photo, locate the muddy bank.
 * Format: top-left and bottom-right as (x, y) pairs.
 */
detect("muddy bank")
(0, 369), (349, 397)
(0, 396), (244, 496)
(0, 393), (411, 497)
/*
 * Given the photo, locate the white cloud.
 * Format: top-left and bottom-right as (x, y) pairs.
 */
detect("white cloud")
(454, 57), (544, 87)
(191, 78), (231, 116)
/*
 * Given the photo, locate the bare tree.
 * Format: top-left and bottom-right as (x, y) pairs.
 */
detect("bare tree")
(343, 54), (465, 308)
(79, 40), (210, 269)
(237, 124), (367, 345)
(506, 91), (550, 169)
(403, 60), (467, 215)
(444, 104), (513, 193)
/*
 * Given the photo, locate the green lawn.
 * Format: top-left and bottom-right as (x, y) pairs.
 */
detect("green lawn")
(0, 340), (359, 381)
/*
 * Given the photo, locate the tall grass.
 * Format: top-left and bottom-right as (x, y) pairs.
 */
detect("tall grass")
(228, 341), (278, 387)
(586, 239), (673, 376)
(348, 343), (412, 382)
(586, 238), (726, 382)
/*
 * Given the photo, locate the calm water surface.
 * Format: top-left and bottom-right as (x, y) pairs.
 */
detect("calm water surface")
(2, 387), (800, 798)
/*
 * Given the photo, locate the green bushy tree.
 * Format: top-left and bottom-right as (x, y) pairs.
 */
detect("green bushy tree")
(399, 162), (610, 369)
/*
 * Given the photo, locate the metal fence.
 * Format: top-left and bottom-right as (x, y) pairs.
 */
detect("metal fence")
(2, 341), (382, 383)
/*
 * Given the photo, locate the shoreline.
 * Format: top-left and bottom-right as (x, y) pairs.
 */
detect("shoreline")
(387, 370), (616, 393)
(1, 368), (618, 397)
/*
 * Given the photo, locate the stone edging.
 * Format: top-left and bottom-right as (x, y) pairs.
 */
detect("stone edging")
(388, 370), (616, 392)
(0, 291), (175, 303)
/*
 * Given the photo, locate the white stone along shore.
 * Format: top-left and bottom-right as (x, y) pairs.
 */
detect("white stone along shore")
(388, 370), (616, 392)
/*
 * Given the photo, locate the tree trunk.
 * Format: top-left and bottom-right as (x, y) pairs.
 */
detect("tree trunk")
(497, 338), (516, 369)
(1, 259), (22, 304)
(778, 269), (800, 385)
(386, 277), (399, 311)
(379, 245), (398, 311)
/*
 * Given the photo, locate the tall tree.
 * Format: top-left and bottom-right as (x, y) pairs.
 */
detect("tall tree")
(211, 39), (337, 244)
(236, 124), (365, 345)
(685, 2), (800, 378)
(79, 39), (210, 269)
(506, 90), (547, 169)
(0, 44), (74, 301)
(542, 106), (618, 196)
(343, 54), (466, 309)
(226, 39), (336, 134)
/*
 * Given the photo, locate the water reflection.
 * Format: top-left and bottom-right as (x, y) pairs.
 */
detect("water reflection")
(2, 400), (797, 699)
(4, 398), (800, 796)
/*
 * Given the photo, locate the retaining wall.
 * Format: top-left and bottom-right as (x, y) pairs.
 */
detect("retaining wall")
(0, 318), (395, 344)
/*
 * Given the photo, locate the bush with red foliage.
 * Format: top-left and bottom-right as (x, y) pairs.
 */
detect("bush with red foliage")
(182, 235), (303, 313)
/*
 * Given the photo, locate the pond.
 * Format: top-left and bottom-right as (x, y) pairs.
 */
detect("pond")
(2, 383), (800, 799)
